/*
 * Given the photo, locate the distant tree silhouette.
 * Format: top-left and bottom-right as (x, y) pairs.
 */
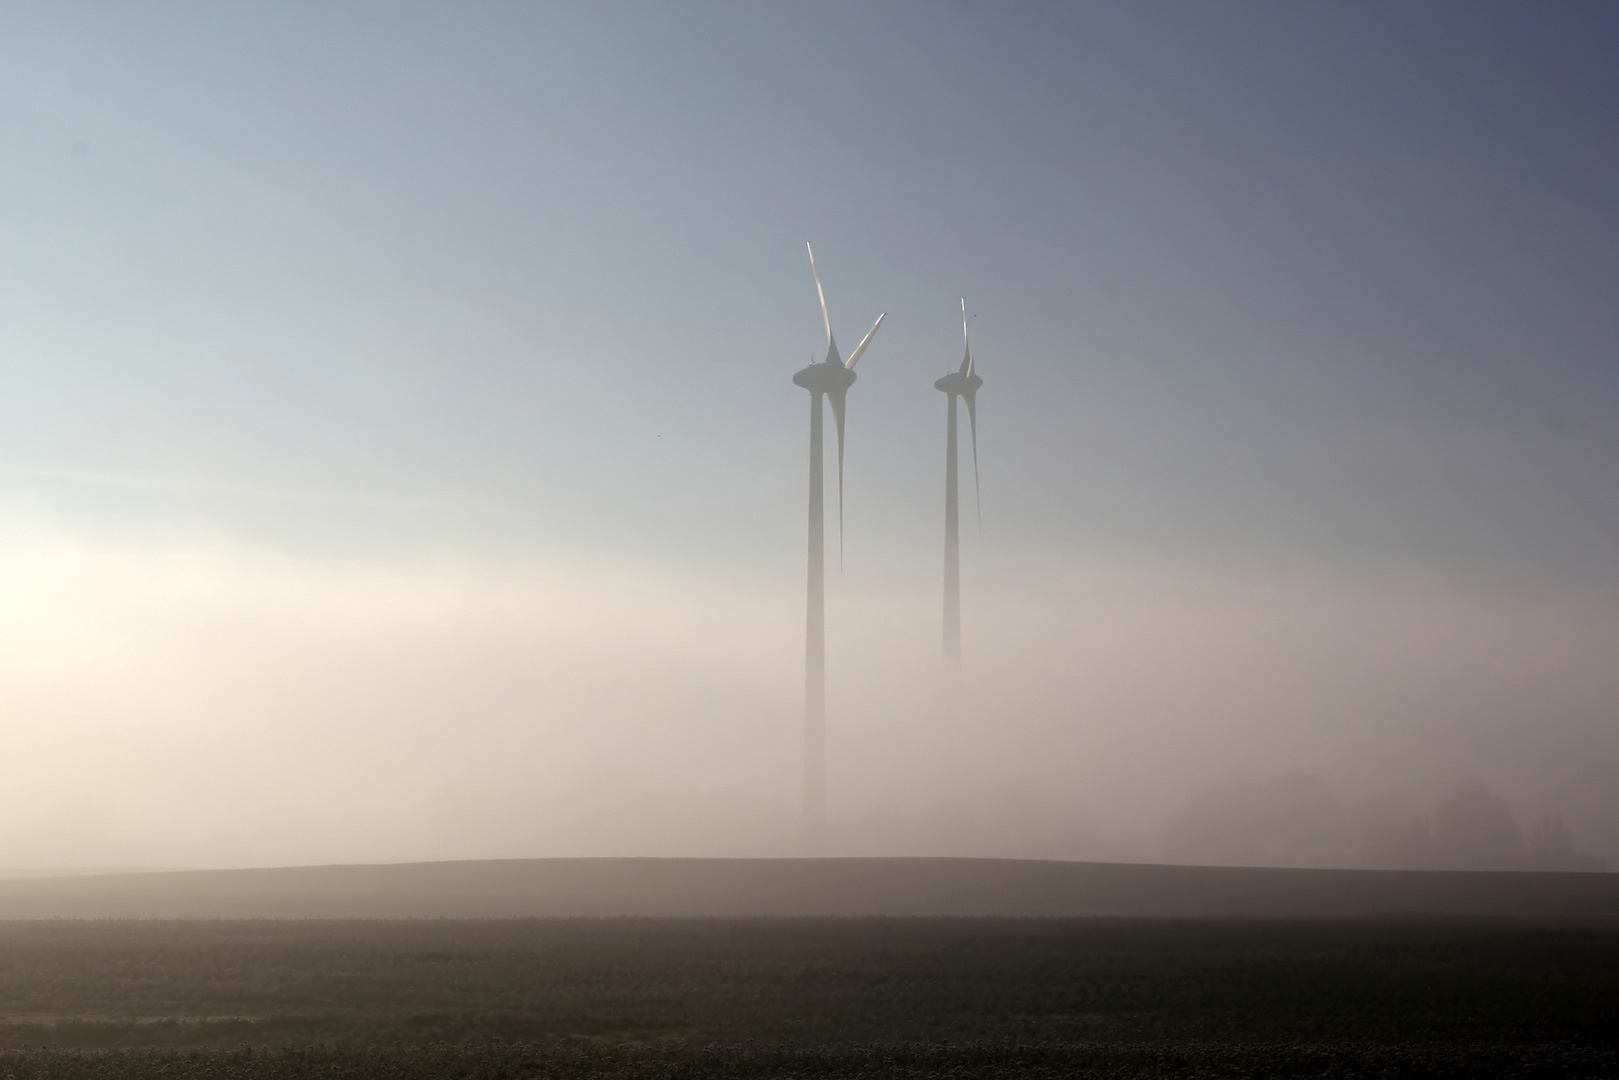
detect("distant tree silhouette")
(1163, 772), (1605, 872)
(1431, 777), (1526, 870)
(1525, 813), (1606, 872)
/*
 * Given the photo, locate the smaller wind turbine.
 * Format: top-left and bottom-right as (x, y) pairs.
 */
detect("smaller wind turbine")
(935, 299), (983, 667)
(792, 243), (885, 838)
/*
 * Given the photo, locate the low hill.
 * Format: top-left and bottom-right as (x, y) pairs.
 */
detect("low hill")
(0, 857), (1613, 918)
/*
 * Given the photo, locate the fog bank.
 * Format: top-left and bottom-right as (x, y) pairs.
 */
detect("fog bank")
(1, 506), (1613, 871)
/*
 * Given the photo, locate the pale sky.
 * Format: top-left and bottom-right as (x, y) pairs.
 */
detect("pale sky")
(2, 2), (1617, 869)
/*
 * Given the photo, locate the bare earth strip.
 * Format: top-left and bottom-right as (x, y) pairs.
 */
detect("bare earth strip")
(0, 857), (1614, 919)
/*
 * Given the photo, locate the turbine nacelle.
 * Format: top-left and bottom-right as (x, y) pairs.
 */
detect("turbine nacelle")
(794, 363), (858, 394)
(933, 371), (983, 395)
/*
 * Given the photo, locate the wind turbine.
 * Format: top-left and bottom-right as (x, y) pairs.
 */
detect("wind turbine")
(935, 299), (982, 667)
(792, 242), (885, 842)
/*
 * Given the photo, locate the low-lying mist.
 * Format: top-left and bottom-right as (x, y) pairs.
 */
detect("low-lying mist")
(0, 504), (1614, 872)
(1164, 773), (1602, 872)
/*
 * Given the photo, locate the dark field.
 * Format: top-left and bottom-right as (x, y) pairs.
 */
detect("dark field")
(0, 918), (1614, 1077)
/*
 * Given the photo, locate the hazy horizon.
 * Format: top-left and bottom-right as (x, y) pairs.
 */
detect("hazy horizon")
(2, 2), (1617, 872)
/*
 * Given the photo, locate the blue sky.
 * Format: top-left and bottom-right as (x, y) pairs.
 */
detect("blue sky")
(2, 3), (1618, 866)
(5, 1), (1617, 576)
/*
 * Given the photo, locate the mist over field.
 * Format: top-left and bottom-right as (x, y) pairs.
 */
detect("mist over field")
(3, 3), (1618, 876)
(1, 502), (1612, 870)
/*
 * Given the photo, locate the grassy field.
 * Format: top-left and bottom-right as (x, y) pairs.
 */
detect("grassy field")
(0, 917), (1612, 1076)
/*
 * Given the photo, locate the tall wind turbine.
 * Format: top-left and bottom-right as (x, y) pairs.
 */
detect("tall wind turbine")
(935, 299), (982, 667)
(792, 243), (885, 841)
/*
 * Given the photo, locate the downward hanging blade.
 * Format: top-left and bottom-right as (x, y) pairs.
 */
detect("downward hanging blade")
(829, 389), (848, 570)
(965, 390), (981, 529)
(807, 242), (838, 362)
(844, 312), (886, 369)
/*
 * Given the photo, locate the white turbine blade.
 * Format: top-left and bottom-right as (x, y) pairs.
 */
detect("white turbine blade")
(965, 390), (981, 529)
(844, 312), (886, 370)
(829, 389), (848, 570)
(965, 314), (976, 379)
(959, 298), (970, 374)
(806, 242), (835, 353)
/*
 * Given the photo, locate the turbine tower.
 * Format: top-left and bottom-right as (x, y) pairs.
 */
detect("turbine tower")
(935, 299), (982, 667)
(792, 243), (885, 843)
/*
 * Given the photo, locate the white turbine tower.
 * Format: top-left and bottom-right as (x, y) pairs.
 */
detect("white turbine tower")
(792, 243), (885, 844)
(935, 300), (982, 666)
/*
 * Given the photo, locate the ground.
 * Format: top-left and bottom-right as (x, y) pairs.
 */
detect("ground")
(0, 917), (1612, 1076)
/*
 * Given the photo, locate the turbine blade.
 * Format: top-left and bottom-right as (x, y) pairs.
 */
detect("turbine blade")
(829, 389), (848, 570)
(807, 242), (837, 357)
(965, 390), (981, 530)
(844, 312), (886, 369)
(959, 298), (971, 375)
(966, 314), (976, 379)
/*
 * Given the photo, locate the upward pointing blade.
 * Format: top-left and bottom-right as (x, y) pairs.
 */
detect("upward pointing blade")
(968, 314), (980, 525)
(807, 242), (840, 365)
(844, 312), (886, 370)
(964, 390), (981, 529)
(959, 298), (972, 375)
(964, 310), (976, 379)
(828, 388), (848, 570)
